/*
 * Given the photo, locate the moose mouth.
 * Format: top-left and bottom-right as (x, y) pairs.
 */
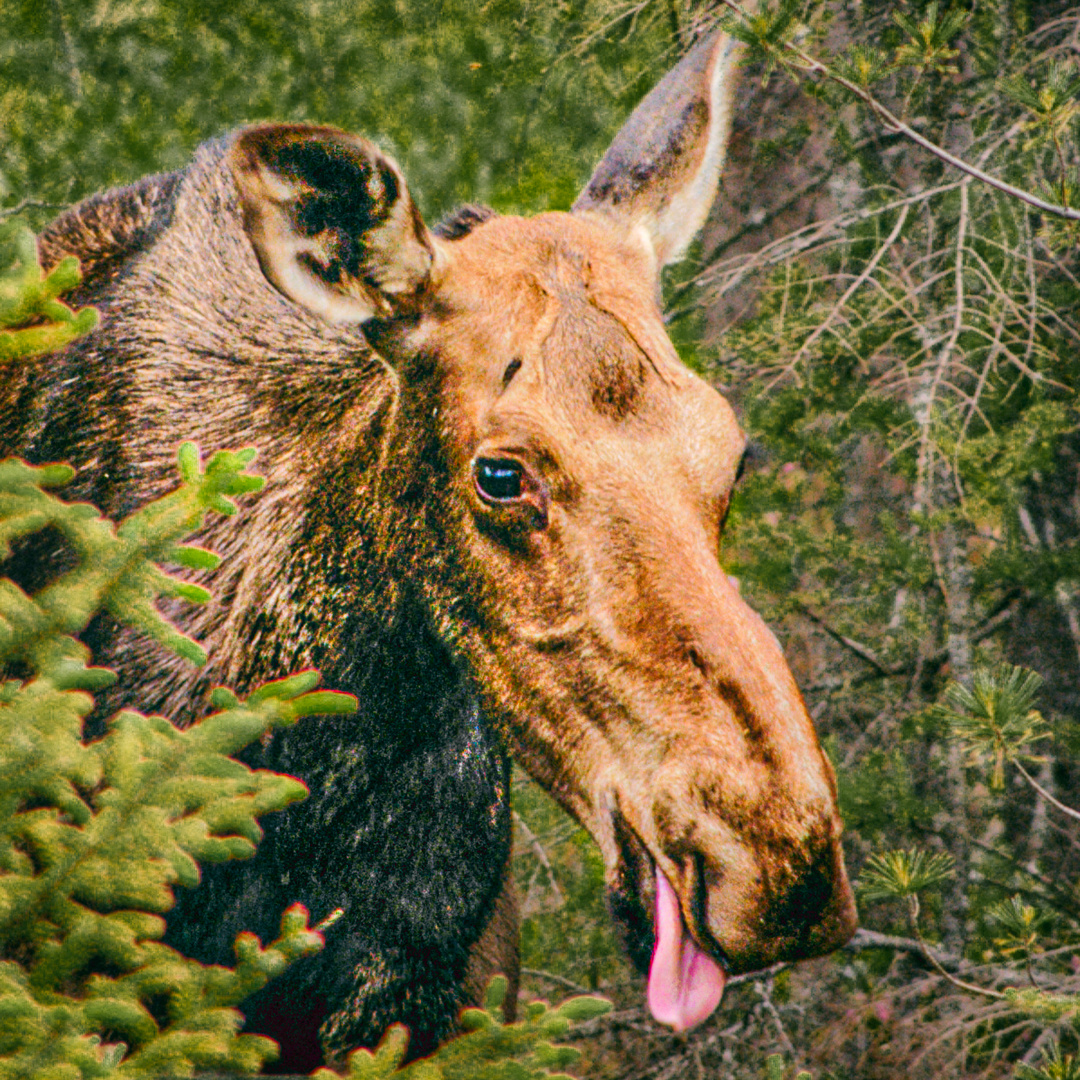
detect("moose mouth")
(609, 816), (728, 1031)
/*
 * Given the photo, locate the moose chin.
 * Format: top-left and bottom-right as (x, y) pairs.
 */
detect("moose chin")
(2, 28), (856, 1072)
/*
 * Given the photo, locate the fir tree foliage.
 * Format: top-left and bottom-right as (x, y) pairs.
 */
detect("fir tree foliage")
(0, 221), (345, 1076)
(0, 442), (360, 1077)
(311, 978), (611, 1080)
(1016, 1044), (1080, 1080)
(0, 223), (97, 362)
(937, 664), (1049, 789)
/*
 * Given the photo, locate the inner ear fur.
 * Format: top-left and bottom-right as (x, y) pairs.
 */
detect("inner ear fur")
(572, 31), (741, 270)
(230, 124), (434, 323)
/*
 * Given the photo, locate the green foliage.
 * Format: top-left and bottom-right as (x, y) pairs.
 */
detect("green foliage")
(1016, 1044), (1080, 1080)
(0, 0), (675, 223)
(309, 981), (611, 1080)
(1002, 61), (1080, 132)
(706, 3), (1080, 1072)
(859, 848), (955, 904)
(719, 0), (805, 86)
(0, 224), (97, 361)
(833, 43), (893, 90)
(891, 2), (967, 76)
(986, 896), (1048, 961)
(937, 665), (1049, 788)
(1, 446), (265, 669)
(0, 426), (370, 1076)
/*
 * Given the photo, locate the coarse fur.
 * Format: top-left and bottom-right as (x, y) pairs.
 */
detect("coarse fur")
(2, 31), (857, 1071)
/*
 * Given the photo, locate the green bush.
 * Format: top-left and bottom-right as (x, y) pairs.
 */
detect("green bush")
(0, 443), (347, 1078)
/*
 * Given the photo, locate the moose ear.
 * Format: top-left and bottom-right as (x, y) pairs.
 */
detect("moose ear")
(572, 32), (740, 268)
(230, 124), (434, 323)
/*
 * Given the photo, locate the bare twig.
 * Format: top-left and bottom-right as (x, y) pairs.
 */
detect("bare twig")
(512, 810), (566, 906)
(798, 604), (895, 676)
(804, 594), (1019, 690)
(695, 182), (963, 302)
(715, 0), (1080, 220)
(910, 918), (1006, 1000)
(1016, 760), (1080, 826)
(520, 967), (592, 996)
(789, 202), (910, 368)
(754, 975), (799, 1058)
(0, 198), (70, 222)
(848, 928), (1016, 990)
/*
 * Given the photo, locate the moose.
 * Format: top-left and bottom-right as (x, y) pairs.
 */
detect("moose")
(2, 29), (857, 1072)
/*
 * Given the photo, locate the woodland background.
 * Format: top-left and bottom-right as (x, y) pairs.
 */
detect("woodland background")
(3, 0), (1080, 1077)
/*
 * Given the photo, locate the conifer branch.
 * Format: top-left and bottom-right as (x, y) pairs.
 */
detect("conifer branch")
(716, 0), (1080, 221)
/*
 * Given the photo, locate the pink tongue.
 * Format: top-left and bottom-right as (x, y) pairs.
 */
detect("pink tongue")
(647, 868), (726, 1031)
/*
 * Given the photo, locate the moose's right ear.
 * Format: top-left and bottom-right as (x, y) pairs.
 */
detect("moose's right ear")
(230, 125), (434, 324)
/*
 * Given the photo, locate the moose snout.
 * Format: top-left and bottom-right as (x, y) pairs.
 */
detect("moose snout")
(647, 779), (857, 977)
(617, 571), (857, 984)
(694, 824), (857, 972)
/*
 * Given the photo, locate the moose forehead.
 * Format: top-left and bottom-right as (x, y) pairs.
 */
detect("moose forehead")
(423, 211), (745, 491)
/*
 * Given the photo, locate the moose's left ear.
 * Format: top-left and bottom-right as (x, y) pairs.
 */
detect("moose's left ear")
(230, 124), (434, 323)
(572, 31), (740, 268)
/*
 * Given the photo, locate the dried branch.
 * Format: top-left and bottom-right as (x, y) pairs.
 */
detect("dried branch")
(512, 809), (566, 906)
(790, 202), (910, 367)
(0, 197), (70, 222)
(520, 967), (592, 996)
(716, 0), (1080, 220)
(753, 976), (799, 1058)
(848, 928), (1017, 990)
(1016, 760), (1080, 827)
(798, 604), (895, 676)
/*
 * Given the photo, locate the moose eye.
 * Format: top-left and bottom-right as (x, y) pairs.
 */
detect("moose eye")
(474, 458), (523, 502)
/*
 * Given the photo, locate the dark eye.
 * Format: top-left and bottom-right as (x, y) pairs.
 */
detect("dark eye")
(474, 458), (523, 501)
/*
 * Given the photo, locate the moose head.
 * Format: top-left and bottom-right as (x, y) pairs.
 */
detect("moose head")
(227, 30), (856, 1031)
(17, 28), (857, 1066)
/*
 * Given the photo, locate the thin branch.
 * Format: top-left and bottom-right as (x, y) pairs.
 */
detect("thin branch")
(805, 593), (1020, 691)
(798, 604), (895, 676)
(848, 928), (1017, 991)
(0, 198), (70, 222)
(912, 925), (1007, 1000)
(789, 202), (910, 368)
(694, 182), (963, 302)
(1016, 760), (1080, 826)
(754, 976), (798, 1059)
(520, 967), (592, 996)
(715, 0), (1080, 220)
(512, 810), (566, 906)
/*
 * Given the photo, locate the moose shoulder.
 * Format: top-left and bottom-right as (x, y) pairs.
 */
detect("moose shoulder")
(4, 31), (856, 1071)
